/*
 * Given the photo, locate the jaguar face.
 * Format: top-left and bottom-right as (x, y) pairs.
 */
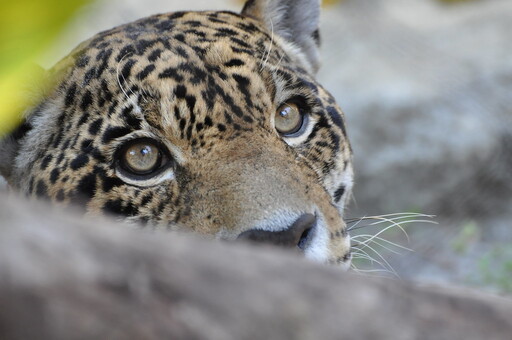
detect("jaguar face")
(0, 0), (354, 267)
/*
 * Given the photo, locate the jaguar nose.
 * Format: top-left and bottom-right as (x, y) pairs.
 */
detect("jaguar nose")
(237, 213), (316, 251)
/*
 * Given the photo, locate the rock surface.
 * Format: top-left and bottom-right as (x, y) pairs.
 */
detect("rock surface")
(1, 193), (511, 340)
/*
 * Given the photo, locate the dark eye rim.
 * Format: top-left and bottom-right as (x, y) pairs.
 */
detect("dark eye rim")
(276, 96), (310, 138)
(115, 137), (173, 180)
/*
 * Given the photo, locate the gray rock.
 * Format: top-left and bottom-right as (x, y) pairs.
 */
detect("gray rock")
(318, 0), (512, 218)
(1, 193), (511, 340)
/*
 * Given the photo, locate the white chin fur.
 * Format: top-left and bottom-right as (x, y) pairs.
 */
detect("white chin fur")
(303, 214), (329, 262)
(339, 234), (352, 271)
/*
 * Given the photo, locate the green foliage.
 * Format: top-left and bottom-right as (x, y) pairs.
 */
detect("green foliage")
(322, 0), (344, 6)
(0, 0), (91, 135)
(472, 246), (512, 294)
(437, 0), (477, 3)
(451, 220), (480, 254)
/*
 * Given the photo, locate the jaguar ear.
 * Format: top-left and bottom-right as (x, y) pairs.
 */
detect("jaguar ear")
(0, 119), (31, 185)
(0, 65), (49, 185)
(242, 0), (321, 73)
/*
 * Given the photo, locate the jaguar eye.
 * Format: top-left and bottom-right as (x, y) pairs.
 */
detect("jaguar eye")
(118, 139), (167, 176)
(275, 103), (305, 136)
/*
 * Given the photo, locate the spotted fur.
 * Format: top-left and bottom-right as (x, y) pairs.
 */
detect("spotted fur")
(0, 0), (353, 267)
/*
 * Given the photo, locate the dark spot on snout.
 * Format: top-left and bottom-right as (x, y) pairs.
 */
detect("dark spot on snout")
(237, 213), (316, 251)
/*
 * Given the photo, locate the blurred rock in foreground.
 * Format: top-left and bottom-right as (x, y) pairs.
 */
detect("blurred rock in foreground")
(1, 193), (511, 340)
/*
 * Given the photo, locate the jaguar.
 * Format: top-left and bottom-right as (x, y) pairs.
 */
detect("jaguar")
(0, 0), (354, 268)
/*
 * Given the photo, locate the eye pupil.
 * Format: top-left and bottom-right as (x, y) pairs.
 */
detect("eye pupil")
(140, 146), (151, 156)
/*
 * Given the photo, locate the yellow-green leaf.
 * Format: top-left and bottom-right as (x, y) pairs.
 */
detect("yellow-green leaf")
(0, 0), (91, 135)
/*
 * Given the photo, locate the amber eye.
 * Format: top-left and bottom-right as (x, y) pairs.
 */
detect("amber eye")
(119, 139), (165, 176)
(275, 103), (304, 136)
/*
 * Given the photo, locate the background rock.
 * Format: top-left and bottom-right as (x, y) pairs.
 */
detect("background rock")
(319, 0), (512, 218)
(316, 0), (512, 290)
